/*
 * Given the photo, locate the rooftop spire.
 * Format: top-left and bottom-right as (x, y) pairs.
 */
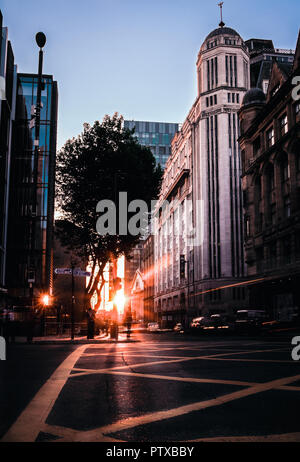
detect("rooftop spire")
(218, 2), (225, 28)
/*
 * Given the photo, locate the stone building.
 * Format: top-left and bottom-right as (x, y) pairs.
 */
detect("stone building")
(154, 22), (250, 327)
(238, 31), (300, 321)
(141, 234), (155, 323)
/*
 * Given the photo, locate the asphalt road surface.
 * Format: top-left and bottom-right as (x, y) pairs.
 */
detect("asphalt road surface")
(1, 333), (300, 442)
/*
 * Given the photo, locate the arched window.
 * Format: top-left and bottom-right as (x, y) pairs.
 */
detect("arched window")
(265, 164), (275, 191)
(255, 176), (262, 201)
(280, 155), (290, 182)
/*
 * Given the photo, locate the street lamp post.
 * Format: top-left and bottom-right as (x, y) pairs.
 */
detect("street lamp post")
(29, 32), (46, 314)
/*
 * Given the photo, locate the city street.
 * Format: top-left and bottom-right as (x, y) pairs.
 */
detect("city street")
(1, 333), (300, 442)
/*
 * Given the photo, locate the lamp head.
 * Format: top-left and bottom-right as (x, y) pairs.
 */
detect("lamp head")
(36, 32), (46, 49)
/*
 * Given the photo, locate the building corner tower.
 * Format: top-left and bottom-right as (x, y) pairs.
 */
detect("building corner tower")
(193, 23), (250, 314)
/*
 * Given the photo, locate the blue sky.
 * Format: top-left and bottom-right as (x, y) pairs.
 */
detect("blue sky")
(1, 0), (300, 148)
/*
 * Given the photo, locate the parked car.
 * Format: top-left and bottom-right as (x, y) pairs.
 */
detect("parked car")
(190, 317), (211, 332)
(147, 322), (160, 332)
(235, 309), (268, 333)
(173, 323), (184, 333)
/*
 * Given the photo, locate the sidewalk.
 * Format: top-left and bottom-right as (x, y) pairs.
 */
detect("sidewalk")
(6, 332), (140, 345)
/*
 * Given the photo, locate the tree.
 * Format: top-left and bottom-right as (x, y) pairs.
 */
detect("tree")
(56, 113), (162, 310)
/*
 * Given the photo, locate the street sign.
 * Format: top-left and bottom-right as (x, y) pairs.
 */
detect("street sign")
(55, 268), (91, 277)
(73, 269), (91, 277)
(54, 268), (72, 275)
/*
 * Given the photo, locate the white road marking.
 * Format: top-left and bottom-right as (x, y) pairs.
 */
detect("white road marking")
(52, 373), (300, 441)
(0, 345), (87, 443)
(2, 341), (298, 442)
(187, 432), (300, 442)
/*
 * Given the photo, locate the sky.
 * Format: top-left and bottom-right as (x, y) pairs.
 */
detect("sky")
(1, 0), (300, 149)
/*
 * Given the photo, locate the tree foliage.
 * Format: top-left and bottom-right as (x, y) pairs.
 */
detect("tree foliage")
(56, 113), (162, 309)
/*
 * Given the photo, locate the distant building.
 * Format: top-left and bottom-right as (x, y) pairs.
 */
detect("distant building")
(6, 72), (58, 305)
(124, 120), (179, 169)
(141, 234), (155, 323)
(53, 221), (87, 322)
(245, 38), (294, 93)
(130, 269), (144, 322)
(238, 31), (300, 320)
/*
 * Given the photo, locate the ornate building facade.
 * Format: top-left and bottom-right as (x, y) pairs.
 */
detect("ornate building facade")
(154, 23), (250, 327)
(238, 32), (300, 321)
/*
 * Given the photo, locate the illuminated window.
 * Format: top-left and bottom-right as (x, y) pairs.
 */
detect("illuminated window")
(267, 127), (274, 148)
(279, 114), (288, 136)
(281, 156), (290, 182)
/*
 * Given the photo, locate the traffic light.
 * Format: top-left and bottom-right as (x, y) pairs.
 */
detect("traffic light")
(113, 277), (122, 292)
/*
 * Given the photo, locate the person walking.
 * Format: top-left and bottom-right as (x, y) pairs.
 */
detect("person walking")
(87, 307), (95, 339)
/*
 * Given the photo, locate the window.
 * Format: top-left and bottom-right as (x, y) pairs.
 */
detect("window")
(284, 196), (291, 218)
(253, 136), (261, 156)
(281, 157), (290, 182)
(267, 127), (275, 148)
(210, 95), (213, 106)
(226, 56), (229, 84)
(245, 217), (251, 238)
(282, 237), (291, 265)
(271, 203), (276, 225)
(232, 93), (235, 103)
(214, 94), (217, 105)
(237, 94), (240, 104)
(207, 60), (210, 91)
(268, 242), (277, 268)
(255, 176), (262, 200)
(228, 93), (231, 103)
(206, 97), (209, 107)
(257, 213), (263, 232)
(279, 114), (288, 136)
(267, 165), (275, 191)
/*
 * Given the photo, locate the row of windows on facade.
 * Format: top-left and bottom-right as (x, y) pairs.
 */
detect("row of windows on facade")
(206, 92), (240, 108)
(126, 121), (178, 134)
(206, 38), (240, 50)
(206, 55), (248, 91)
(135, 132), (172, 145)
(254, 233), (300, 271)
(251, 103), (300, 156)
(244, 156), (300, 235)
(156, 286), (246, 305)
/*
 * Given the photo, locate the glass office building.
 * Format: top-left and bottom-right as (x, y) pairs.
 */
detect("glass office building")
(6, 73), (58, 302)
(0, 15), (17, 307)
(124, 120), (179, 169)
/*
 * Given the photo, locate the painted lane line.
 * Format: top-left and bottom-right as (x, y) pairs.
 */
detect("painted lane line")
(69, 368), (300, 393)
(40, 423), (125, 443)
(0, 345), (87, 443)
(71, 369), (256, 387)
(65, 373), (300, 441)
(201, 357), (296, 364)
(186, 432), (300, 442)
(72, 347), (294, 375)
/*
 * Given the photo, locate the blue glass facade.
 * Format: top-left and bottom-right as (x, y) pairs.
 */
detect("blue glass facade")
(6, 73), (58, 301)
(124, 120), (179, 169)
(0, 16), (17, 306)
